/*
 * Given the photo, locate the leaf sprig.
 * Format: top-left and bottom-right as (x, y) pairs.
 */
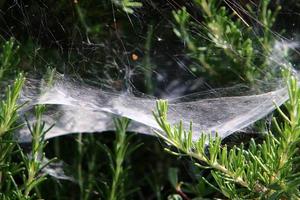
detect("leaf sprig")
(153, 71), (300, 199)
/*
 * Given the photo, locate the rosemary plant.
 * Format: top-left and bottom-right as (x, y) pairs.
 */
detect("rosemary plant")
(22, 105), (55, 198)
(0, 39), (54, 198)
(91, 117), (141, 199)
(153, 72), (300, 199)
(0, 75), (53, 199)
(0, 75), (24, 137)
(108, 119), (129, 200)
(74, 117), (140, 199)
(173, 0), (280, 84)
(107, 117), (133, 200)
(0, 38), (19, 80)
(76, 133), (102, 200)
(111, 0), (142, 14)
(0, 74), (25, 198)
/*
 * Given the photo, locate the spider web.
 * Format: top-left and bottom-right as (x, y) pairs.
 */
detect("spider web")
(18, 71), (290, 142)
(0, 0), (298, 142)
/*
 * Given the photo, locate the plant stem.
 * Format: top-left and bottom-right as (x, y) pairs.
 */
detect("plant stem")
(108, 118), (130, 200)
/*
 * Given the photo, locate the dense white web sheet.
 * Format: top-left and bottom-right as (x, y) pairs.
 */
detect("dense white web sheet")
(18, 72), (290, 142)
(0, 0), (296, 143)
